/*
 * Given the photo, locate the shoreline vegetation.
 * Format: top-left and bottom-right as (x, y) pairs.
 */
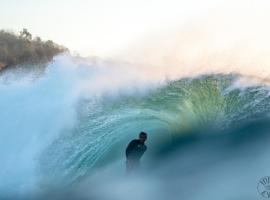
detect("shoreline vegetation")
(0, 28), (68, 71)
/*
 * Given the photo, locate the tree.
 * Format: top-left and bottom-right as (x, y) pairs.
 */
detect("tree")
(19, 28), (32, 41)
(0, 29), (68, 71)
(34, 36), (42, 43)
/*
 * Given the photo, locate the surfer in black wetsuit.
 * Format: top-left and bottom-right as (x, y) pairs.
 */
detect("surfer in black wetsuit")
(125, 132), (147, 172)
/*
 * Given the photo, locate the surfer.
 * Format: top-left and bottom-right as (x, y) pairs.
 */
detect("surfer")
(125, 132), (147, 173)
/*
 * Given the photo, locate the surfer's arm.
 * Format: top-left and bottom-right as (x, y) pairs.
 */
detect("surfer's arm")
(125, 140), (136, 158)
(144, 145), (147, 153)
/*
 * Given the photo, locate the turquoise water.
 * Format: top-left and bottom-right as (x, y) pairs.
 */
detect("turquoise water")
(1, 56), (270, 199)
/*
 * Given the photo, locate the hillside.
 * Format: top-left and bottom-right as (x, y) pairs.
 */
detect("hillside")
(0, 29), (68, 71)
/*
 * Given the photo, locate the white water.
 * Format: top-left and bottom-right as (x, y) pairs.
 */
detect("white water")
(0, 55), (169, 197)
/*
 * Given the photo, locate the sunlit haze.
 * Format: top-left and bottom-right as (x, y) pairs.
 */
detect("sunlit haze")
(1, 0), (226, 57)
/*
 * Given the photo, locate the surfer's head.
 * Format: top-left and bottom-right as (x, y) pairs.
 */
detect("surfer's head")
(139, 132), (147, 143)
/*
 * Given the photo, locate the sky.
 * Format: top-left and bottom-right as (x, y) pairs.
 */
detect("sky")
(0, 0), (225, 57)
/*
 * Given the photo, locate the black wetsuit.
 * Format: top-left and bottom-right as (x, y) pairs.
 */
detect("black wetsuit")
(125, 139), (147, 162)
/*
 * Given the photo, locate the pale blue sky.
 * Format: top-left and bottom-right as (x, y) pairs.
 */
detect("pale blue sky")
(0, 0), (252, 57)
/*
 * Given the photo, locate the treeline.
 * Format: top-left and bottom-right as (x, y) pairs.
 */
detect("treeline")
(0, 29), (68, 70)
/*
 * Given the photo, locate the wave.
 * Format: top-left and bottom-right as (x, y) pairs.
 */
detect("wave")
(1, 55), (270, 199)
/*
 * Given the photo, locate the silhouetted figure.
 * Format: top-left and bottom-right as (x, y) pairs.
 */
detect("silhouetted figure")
(125, 132), (147, 172)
